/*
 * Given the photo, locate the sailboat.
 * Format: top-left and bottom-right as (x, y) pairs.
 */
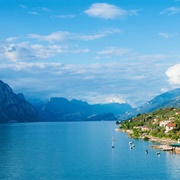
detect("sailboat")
(112, 137), (115, 148)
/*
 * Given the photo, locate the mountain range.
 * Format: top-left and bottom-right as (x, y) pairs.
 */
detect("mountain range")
(118, 88), (180, 120)
(37, 97), (131, 122)
(0, 80), (131, 122)
(0, 79), (179, 123)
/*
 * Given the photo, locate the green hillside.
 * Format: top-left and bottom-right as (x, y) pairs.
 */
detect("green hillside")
(119, 107), (180, 140)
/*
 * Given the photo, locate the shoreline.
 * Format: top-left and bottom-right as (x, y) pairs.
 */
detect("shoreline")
(117, 128), (180, 153)
(118, 129), (176, 145)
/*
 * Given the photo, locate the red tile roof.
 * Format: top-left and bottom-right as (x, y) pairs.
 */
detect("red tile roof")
(166, 122), (176, 127)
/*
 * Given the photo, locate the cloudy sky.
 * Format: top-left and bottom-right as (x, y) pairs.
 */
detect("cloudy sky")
(0, 0), (180, 107)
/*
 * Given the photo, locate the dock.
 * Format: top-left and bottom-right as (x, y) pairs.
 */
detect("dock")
(150, 145), (174, 151)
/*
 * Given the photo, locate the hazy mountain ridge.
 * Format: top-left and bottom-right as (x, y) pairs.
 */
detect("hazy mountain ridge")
(38, 97), (131, 121)
(0, 79), (179, 122)
(118, 88), (180, 120)
(92, 103), (132, 116)
(39, 97), (93, 121)
(161, 96), (180, 108)
(0, 80), (132, 122)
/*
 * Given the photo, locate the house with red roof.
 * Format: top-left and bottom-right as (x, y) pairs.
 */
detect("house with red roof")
(165, 122), (176, 133)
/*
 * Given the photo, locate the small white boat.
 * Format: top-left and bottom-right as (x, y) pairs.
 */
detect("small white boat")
(112, 138), (115, 148)
(130, 145), (134, 149)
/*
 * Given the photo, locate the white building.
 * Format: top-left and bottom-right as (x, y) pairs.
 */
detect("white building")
(159, 120), (170, 127)
(165, 122), (176, 133)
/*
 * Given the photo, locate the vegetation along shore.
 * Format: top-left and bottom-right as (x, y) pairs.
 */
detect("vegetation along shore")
(116, 107), (180, 153)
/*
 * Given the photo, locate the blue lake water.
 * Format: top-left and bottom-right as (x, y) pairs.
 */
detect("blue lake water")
(0, 121), (180, 180)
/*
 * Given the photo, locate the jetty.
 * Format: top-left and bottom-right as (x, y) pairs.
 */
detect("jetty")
(150, 145), (173, 151)
(150, 139), (180, 153)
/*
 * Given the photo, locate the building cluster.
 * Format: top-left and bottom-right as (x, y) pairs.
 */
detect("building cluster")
(159, 120), (176, 133)
(133, 118), (178, 133)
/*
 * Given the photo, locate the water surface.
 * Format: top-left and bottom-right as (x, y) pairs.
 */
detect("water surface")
(0, 121), (180, 179)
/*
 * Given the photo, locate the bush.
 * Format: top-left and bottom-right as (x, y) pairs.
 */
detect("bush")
(143, 136), (149, 140)
(171, 135), (179, 140)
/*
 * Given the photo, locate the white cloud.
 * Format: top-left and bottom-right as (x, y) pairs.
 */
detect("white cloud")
(67, 49), (90, 54)
(166, 64), (180, 86)
(28, 11), (40, 15)
(0, 62), (62, 71)
(76, 34), (106, 41)
(20, 5), (51, 14)
(28, 31), (70, 43)
(84, 3), (138, 19)
(40, 7), (51, 12)
(20, 4), (27, 9)
(158, 32), (178, 38)
(137, 54), (167, 61)
(0, 60), (167, 107)
(85, 93), (127, 104)
(158, 32), (171, 38)
(97, 47), (130, 57)
(28, 30), (120, 43)
(4, 44), (20, 62)
(100, 28), (121, 34)
(130, 75), (145, 80)
(160, 7), (180, 15)
(51, 14), (76, 19)
(105, 94), (126, 104)
(0, 41), (90, 62)
(160, 88), (169, 93)
(5, 37), (19, 42)
(1, 42), (64, 62)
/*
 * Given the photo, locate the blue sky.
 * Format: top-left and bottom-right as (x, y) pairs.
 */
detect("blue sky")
(0, 0), (180, 107)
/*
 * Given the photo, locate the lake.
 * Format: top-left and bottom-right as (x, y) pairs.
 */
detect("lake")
(0, 121), (180, 180)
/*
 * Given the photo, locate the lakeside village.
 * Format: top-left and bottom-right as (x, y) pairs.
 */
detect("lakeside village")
(116, 107), (180, 153)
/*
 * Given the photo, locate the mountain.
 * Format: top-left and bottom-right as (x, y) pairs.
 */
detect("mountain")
(39, 97), (93, 121)
(86, 113), (117, 121)
(118, 88), (180, 120)
(92, 103), (132, 116)
(135, 88), (180, 112)
(0, 80), (132, 122)
(39, 97), (131, 121)
(161, 96), (180, 108)
(0, 80), (37, 123)
(1, 79), (179, 122)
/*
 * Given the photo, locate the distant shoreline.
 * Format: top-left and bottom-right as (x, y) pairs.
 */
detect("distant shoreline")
(118, 128), (176, 145)
(117, 128), (180, 153)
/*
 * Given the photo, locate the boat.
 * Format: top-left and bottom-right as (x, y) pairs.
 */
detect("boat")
(112, 138), (115, 148)
(145, 150), (148, 154)
(129, 141), (135, 149)
(156, 152), (160, 155)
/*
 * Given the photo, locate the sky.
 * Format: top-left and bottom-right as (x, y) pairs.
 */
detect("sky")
(0, 0), (180, 107)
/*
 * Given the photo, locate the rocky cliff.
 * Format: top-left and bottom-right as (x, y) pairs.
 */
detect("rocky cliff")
(0, 80), (37, 123)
